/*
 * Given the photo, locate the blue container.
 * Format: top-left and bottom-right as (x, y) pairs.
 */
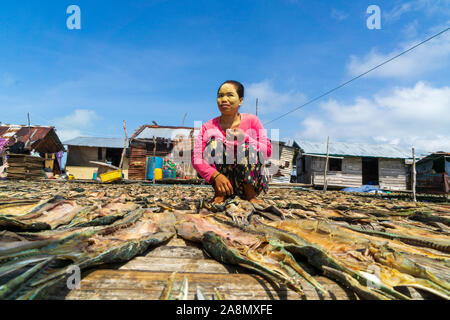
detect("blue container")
(146, 157), (163, 179)
(93, 172), (97, 180)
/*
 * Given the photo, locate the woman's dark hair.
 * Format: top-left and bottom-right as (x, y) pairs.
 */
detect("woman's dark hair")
(218, 80), (244, 99)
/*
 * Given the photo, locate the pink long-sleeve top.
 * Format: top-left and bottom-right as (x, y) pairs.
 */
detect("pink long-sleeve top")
(192, 113), (272, 183)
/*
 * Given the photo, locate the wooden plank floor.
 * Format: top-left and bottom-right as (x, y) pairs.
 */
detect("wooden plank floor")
(50, 236), (354, 300)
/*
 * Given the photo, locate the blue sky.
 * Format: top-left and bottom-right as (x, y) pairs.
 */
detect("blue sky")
(1, 0), (449, 155)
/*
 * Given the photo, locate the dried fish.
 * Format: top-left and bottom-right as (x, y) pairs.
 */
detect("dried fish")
(0, 179), (449, 300)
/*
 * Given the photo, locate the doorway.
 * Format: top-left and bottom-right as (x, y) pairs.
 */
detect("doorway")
(105, 148), (123, 167)
(362, 157), (379, 185)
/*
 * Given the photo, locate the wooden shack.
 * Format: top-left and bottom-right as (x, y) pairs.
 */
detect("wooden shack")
(266, 140), (298, 184)
(128, 125), (198, 180)
(64, 137), (129, 180)
(0, 124), (65, 177)
(295, 140), (412, 191)
(416, 152), (450, 193)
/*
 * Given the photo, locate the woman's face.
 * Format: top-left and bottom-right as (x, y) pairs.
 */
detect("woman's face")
(217, 83), (243, 116)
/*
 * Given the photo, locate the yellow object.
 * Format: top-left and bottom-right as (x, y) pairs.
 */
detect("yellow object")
(154, 168), (163, 180)
(68, 174), (75, 180)
(100, 169), (122, 183)
(64, 166), (129, 180)
(45, 153), (55, 170)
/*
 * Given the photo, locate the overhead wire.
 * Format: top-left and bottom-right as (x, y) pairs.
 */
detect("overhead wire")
(263, 27), (450, 126)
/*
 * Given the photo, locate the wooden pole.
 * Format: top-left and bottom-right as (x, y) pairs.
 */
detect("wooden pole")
(152, 136), (156, 184)
(323, 136), (330, 191)
(412, 147), (416, 202)
(119, 120), (128, 169)
(27, 113), (31, 149)
(182, 113), (187, 126)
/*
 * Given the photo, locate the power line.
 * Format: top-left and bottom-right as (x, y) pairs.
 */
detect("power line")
(263, 27), (450, 126)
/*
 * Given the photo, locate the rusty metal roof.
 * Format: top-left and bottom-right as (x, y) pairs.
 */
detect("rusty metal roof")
(0, 124), (65, 153)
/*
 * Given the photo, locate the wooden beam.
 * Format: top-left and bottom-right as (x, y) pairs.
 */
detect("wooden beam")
(152, 136), (156, 184)
(119, 120), (127, 169)
(304, 154), (344, 160)
(323, 136), (330, 191)
(412, 147), (417, 202)
(60, 269), (351, 300)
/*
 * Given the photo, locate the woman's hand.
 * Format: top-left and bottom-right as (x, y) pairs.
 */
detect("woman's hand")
(213, 173), (234, 196)
(226, 128), (246, 141)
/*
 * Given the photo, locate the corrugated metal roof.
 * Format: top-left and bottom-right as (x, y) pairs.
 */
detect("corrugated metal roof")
(63, 137), (127, 148)
(416, 152), (450, 164)
(296, 140), (412, 159)
(282, 139), (300, 149)
(132, 125), (199, 141)
(137, 127), (194, 140)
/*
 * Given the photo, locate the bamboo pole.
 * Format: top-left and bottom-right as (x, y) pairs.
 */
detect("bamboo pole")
(152, 136), (156, 184)
(119, 120), (127, 169)
(412, 147), (416, 202)
(323, 136), (330, 191)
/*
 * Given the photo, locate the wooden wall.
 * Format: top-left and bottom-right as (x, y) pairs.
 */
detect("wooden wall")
(297, 155), (408, 190)
(66, 146), (104, 167)
(378, 158), (407, 190)
(266, 144), (295, 184)
(310, 157), (362, 187)
(271, 146), (295, 183)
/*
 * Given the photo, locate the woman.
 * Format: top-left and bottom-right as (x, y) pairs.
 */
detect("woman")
(192, 80), (272, 204)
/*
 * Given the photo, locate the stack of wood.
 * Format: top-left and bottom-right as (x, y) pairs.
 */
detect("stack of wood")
(6, 154), (44, 180)
(128, 143), (147, 180)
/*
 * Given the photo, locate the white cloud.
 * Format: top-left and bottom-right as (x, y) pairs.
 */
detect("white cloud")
(295, 82), (450, 154)
(384, 0), (450, 22)
(347, 30), (450, 78)
(331, 9), (348, 21)
(53, 109), (99, 142)
(243, 80), (306, 115)
(1, 73), (19, 87)
(55, 129), (83, 142)
(402, 20), (419, 38)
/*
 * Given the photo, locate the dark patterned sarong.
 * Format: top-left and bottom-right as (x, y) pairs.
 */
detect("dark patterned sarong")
(204, 140), (269, 198)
